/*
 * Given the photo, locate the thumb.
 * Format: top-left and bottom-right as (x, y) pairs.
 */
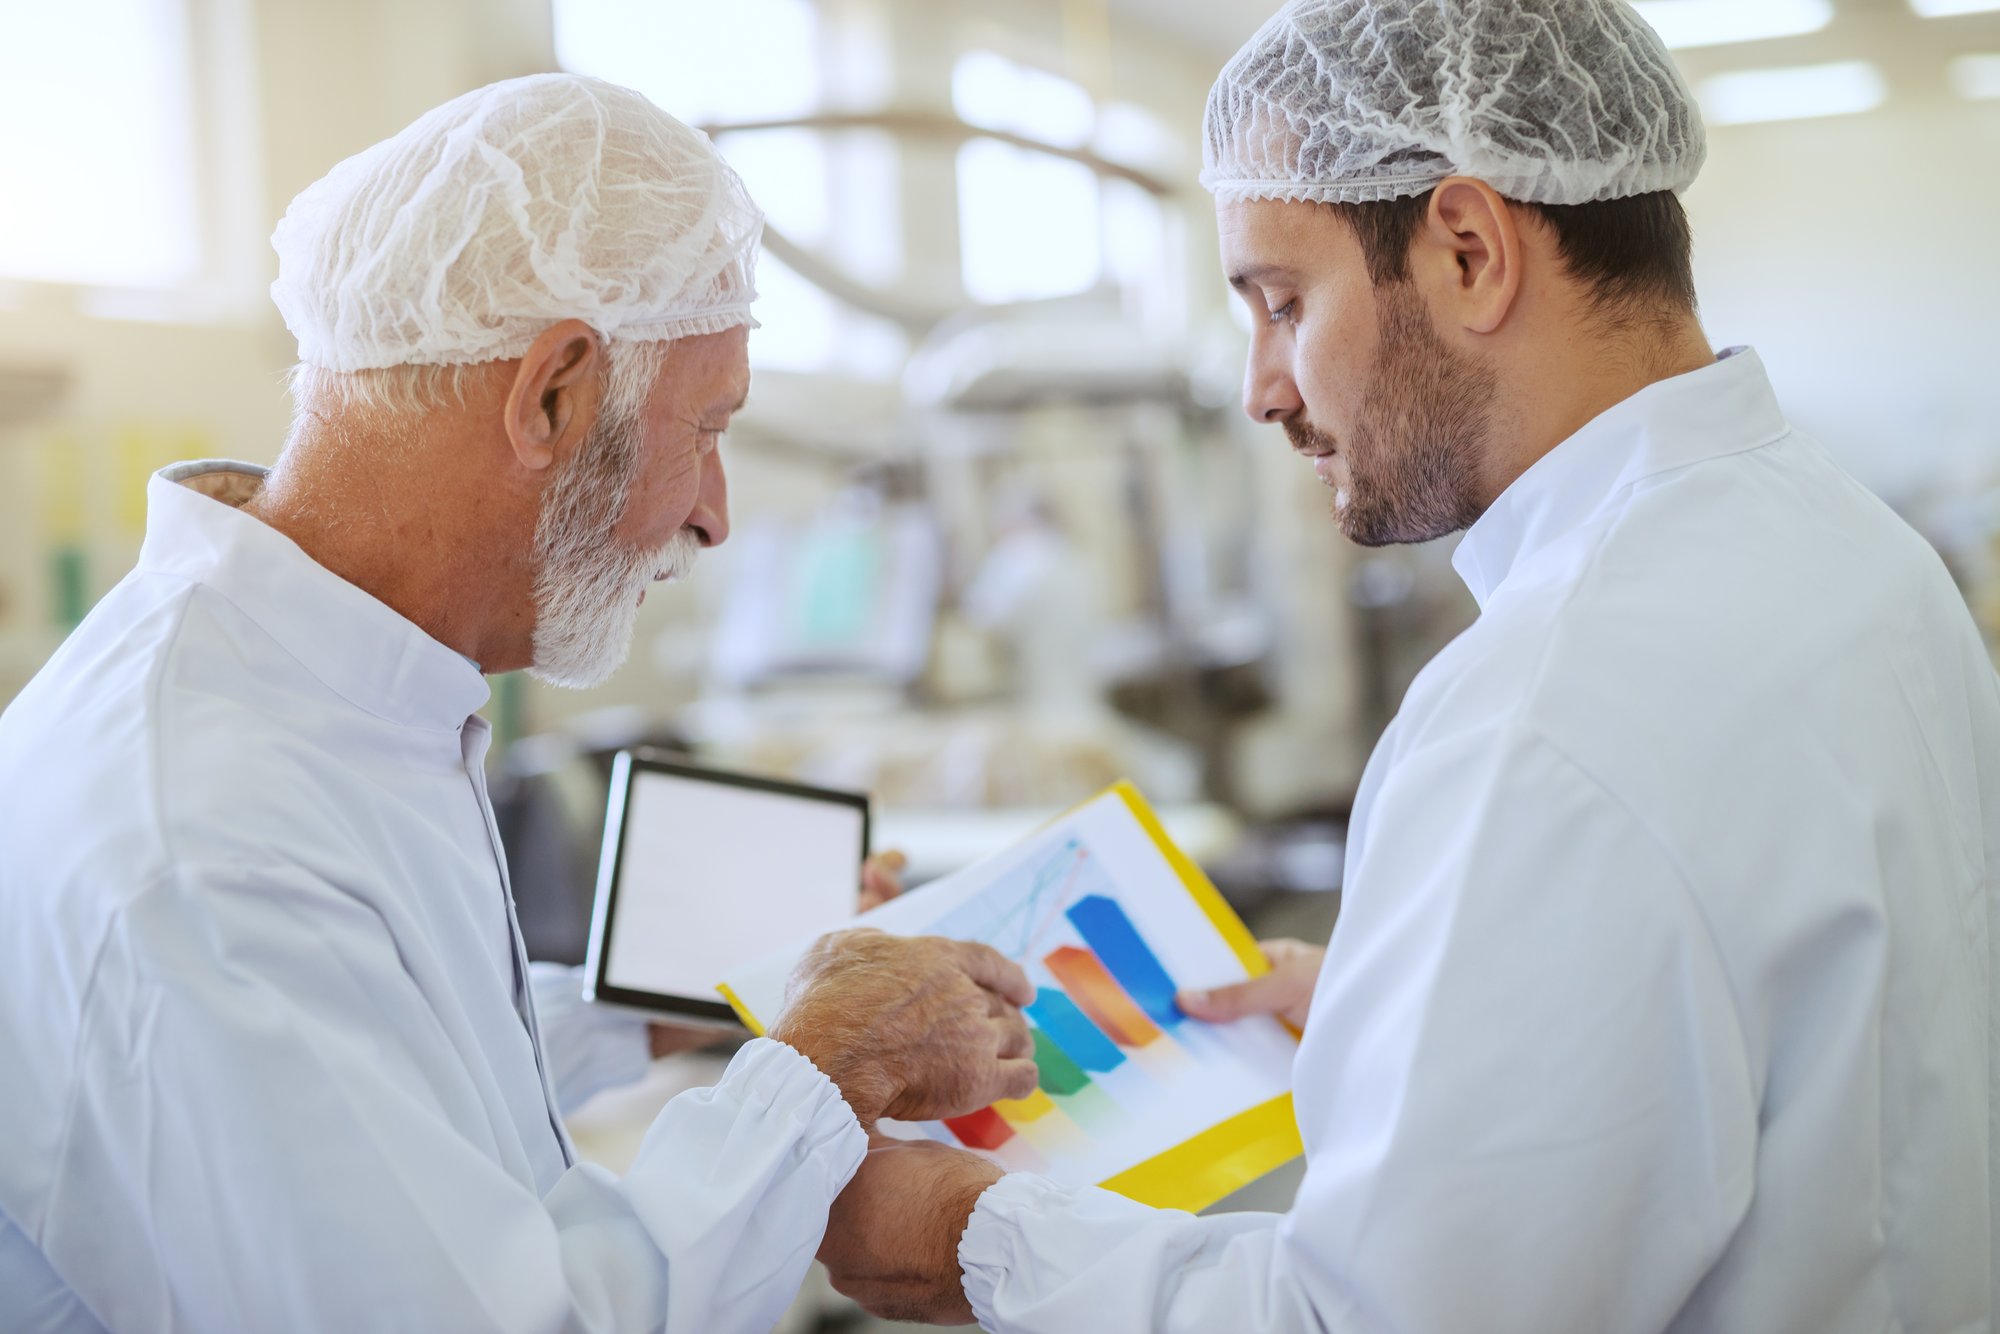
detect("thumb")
(1178, 971), (1295, 1023)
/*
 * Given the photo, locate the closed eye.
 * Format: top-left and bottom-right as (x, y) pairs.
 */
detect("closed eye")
(1268, 299), (1297, 326)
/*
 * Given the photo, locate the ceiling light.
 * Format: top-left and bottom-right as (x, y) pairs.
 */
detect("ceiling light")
(1698, 60), (1888, 125)
(1629, 0), (1834, 49)
(1909, 0), (2000, 17)
(1949, 53), (2000, 98)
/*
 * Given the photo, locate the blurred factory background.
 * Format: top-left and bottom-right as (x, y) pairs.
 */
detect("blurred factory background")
(1, 0), (1997, 953)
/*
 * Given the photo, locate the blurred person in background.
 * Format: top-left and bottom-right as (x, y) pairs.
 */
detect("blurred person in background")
(817, 2), (2000, 1330)
(0, 74), (1039, 1333)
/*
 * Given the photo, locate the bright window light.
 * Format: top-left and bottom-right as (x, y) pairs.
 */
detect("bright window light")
(1949, 53), (2000, 99)
(554, 0), (818, 124)
(952, 51), (1094, 147)
(1698, 61), (1888, 126)
(1095, 101), (1181, 173)
(1909, 0), (2000, 16)
(1628, 0), (1833, 49)
(716, 129), (831, 245)
(957, 138), (1101, 304)
(0, 0), (200, 288)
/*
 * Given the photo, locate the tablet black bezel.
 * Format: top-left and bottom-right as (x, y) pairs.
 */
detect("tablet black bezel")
(582, 749), (871, 1026)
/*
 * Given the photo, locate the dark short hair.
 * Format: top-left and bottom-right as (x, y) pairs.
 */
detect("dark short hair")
(1327, 189), (1698, 315)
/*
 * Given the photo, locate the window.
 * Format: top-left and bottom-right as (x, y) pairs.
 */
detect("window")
(556, 0), (905, 377)
(956, 138), (1103, 305)
(0, 0), (200, 288)
(553, 0), (820, 125)
(952, 52), (1177, 312)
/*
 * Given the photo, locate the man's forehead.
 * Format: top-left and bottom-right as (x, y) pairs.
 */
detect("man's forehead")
(1218, 197), (1347, 279)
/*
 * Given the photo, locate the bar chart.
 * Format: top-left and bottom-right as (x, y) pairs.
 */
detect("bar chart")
(933, 837), (1194, 1153)
(720, 780), (1303, 1210)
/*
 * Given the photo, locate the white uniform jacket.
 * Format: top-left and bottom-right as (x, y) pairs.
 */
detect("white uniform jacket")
(0, 462), (866, 1332)
(960, 349), (2000, 1333)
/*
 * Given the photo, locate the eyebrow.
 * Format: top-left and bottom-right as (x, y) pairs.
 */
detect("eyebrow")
(711, 387), (749, 416)
(1228, 263), (1293, 291)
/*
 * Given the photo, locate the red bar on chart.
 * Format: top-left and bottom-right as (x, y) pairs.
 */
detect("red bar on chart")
(1043, 945), (1163, 1047)
(943, 1106), (1016, 1150)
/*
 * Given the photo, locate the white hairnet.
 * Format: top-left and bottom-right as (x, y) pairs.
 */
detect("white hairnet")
(1202, 0), (1706, 207)
(271, 73), (763, 373)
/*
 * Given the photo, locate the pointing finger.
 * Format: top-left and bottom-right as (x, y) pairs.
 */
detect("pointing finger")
(951, 941), (1035, 1007)
(993, 1013), (1034, 1061)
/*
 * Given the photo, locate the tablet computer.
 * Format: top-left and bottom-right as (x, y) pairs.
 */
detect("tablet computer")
(583, 750), (871, 1026)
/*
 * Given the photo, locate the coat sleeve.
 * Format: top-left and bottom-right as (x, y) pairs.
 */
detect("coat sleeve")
(527, 960), (654, 1114)
(960, 726), (1760, 1334)
(43, 864), (864, 1334)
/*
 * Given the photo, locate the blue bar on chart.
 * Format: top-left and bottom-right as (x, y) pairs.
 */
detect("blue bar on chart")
(1027, 987), (1126, 1072)
(1065, 894), (1184, 1028)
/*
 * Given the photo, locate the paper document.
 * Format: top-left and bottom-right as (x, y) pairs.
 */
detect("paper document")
(719, 782), (1302, 1212)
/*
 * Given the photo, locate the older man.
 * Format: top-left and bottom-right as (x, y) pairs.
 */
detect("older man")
(818, 3), (2000, 1331)
(0, 75), (1035, 1332)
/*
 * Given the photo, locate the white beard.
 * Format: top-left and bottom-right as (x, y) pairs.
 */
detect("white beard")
(527, 411), (702, 689)
(528, 526), (699, 689)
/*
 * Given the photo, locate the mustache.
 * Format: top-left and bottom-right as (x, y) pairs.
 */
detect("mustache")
(1283, 418), (1338, 456)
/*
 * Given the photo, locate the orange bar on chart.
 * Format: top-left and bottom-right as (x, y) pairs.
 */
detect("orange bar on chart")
(1043, 946), (1163, 1047)
(995, 1087), (1058, 1125)
(943, 1106), (1016, 1150)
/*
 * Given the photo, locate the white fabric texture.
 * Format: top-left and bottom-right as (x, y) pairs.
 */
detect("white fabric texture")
(0, 462), (866, 1333)
(271, 73), (764, 372)
(1201, 0), (1707, 206)
(530, 962), (652, 1114)
(959, 350), (2000, 1333)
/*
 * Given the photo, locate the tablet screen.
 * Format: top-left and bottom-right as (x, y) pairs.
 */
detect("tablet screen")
(585, 754), (869, 1023)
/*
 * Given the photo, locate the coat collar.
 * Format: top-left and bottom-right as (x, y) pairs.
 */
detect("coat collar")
(1451, 347), (1791, 608)
(138, 461), (492, 732)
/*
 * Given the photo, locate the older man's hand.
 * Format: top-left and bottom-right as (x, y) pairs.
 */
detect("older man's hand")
(769, 930), (1038, 1128)
(819, 1134), (1002, 1325)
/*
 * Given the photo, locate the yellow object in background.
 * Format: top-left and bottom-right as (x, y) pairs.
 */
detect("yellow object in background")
(36, 431), (84, 546)
(115, 426), (202, 537)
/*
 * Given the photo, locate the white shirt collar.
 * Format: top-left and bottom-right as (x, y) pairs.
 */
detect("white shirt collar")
(138, 460), (492, 731)
(1450, 347), (1790, 608)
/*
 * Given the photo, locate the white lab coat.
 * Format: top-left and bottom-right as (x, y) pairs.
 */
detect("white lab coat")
(0, 462), (865, 1333)
(960, 349), (2000, 1333)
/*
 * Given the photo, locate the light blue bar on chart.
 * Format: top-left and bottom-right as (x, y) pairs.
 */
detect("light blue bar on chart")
(1065, 894), (1184, 1028)
(1026, 987), (1126, 1071)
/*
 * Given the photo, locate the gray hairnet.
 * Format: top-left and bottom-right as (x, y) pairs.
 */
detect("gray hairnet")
(271, 73), (763, 373)
(1201, 0), (1706, 207)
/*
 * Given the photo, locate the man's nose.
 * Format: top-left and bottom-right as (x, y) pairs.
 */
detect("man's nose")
(687, 451), (730, 548)
(1243, 339), (1304, 425)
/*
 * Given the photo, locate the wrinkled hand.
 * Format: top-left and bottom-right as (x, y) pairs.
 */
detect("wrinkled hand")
(1176, 937), (1325, 1031)
(820, 1134), (1001, 1325)
(770, 929), (1038, 1127)
(646, 849), (915, 1058)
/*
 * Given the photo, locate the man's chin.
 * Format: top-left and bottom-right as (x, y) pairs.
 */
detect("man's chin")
(525, 645), (631, 690)
(526, 602), (644, 690)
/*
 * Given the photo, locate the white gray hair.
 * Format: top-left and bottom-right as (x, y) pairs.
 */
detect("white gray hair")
(285, 336), (672, 439)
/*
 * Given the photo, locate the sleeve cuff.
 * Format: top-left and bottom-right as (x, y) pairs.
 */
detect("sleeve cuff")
(959, 1173), (1154, 1329)
(719, 1037), (868, 1193)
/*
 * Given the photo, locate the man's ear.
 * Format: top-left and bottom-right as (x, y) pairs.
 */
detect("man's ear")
(504, 318), (602, 473)
(1420, 177), (1524, 337)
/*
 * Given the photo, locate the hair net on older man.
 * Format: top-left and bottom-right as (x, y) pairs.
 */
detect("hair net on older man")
(271, 73), (763, 373)
(1201, 0), (1706, 207)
